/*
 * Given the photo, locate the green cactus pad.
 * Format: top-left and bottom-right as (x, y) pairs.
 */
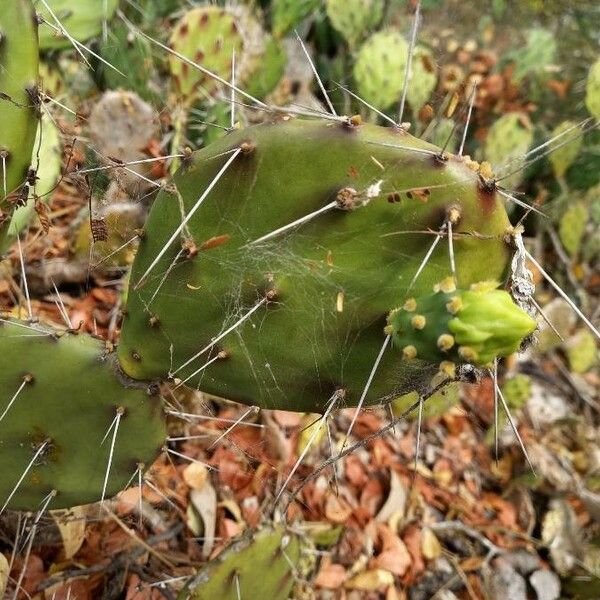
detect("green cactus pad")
(484, 113), (533, 190)
(387, 280), (537, 370)
(549, 121), (583, 179)
(182, 525), (307, 600)
(353, 30), (408, 110)
(326, 0), (385, 48)
(507, 28), (557, 83)
(37, 0), (119, 50)
(120, 118), (513, 412)
(0, 320), (166, 511)
(0, 0), (39, 220)
(168, 6), (245, 103)
(559, 201), (588, 258)
(586, 57), (600, 120)
(2, 114), (62, 253)
(272, 0), (320, 39)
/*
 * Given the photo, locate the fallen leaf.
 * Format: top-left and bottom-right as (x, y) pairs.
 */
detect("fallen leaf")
(53, 506), (87, 560)
(370, 524), (411, 577)
(190, 482), (217, 558)
(325, 492), (353, 524)
(346, 568), (395, 590)
(183, 462), (209, 490)
(0, 553), (8, 598)
(421, 527), (442, 560)
(314, 557), (347, 589)
(376, 470), (407, 523)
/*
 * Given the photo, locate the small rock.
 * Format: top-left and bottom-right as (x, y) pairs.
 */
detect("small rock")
(530, 569), (561, 600)
(486, 559), (527, 600)
(504, 549), (541, 575)
(526, 382), (569, 429)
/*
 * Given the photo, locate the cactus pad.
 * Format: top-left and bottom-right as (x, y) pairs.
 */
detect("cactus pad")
(120, 119), (514, 412)
(559, 202), (588, 258)
(168, 6), (245, 102)
(353, 30), (408, 110)
(387, 280), (536, 372)
(183, 525), (307, 600)
(484, 113), (533, 190)
(586, 57), (600, 120)
(0, 0), (39, 225)
(37, 0), (119, 50)
(272, 0), (320, 39)
(326, 0), (385, 49)
(549, 121), (583, 179)
(0, 320), (166, 511)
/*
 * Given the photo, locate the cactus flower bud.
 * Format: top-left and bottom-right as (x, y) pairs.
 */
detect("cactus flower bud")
(389, 281), (537, 368)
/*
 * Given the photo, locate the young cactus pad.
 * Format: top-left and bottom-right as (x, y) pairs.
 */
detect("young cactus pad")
(119, 118), (518, 412)
(387, 279), (537, 373)
(0, 320), (166, 510)
(37, 0), (119, 50)
(0, 0), (39, 222)
(181, 525), (306, 600)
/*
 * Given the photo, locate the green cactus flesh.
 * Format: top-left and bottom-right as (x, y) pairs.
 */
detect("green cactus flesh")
(182, 525), (306, 600)
(119, 118), (518, 412)
(0, 0), (39, 223)
(37, 0), (119, 50)
(0, 320), (166, 510)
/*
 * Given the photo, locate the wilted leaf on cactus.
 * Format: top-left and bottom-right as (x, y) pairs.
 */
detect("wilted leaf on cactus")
(549, 121), (583, 179)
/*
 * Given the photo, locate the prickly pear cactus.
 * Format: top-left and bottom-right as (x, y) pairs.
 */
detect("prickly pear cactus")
(353, 30), (408, 110)
(549, 120), (583, 179)
(0, 320), (166, 510)
(0, 0), (39, 230)
(586, 57), (600, 119)
(37, 0), (119, 50)
(168, 6), (245, 103)
(559, 202), (588, 258)
(326, 0), (385, 49)
(182, 525), (309, 600)
(506, 28), (557, 83)
(272, 0), (320, 39)
(119, 118), (521, 412)
(484, 113), (533, 190)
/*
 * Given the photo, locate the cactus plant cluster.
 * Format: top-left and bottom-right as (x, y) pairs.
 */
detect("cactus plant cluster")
(3, 0), (596, 550)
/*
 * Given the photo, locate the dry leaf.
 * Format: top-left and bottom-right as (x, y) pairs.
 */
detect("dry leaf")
(53, 506), (87, 560)
(314, 557), (347, 589)
(325, 492), (353, 524)
(190, 483), (217, 558)
(370, 525), (411, 577)
(421, 527), (442, 560)
(0, 553), (8, 598)
(183, 462), (208, 490)
(346, 568), (395, 590)
(376, 470), (407, 523)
